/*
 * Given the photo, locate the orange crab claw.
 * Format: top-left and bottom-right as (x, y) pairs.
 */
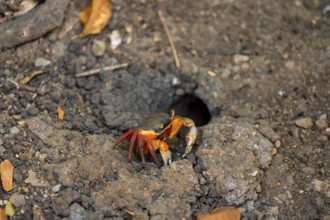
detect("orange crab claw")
(162, 115), (197, 158)
(151, 140), (172, 165)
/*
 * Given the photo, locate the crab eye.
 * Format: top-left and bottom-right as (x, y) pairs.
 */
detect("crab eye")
(159, 123), (164, 129)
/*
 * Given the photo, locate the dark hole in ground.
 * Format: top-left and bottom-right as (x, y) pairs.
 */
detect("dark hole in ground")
(170, 94), (211, 127)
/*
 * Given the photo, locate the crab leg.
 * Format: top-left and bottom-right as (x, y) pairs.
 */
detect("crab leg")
(145, 141), (161, 167)
(113, 130), (133, 148)
(138, 135), (146, 166)
(128, 130), (138, 161)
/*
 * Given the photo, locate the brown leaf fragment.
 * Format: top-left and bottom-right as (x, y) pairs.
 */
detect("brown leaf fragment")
(197, 207), (240, 220)
(0, 208), (8, 220)
(57, 105), (64, 120)
(33, 205), (46, 220)
(79, 0), (112, 37)
(312, 179), (330, 197)
(0, 160), (14, 192)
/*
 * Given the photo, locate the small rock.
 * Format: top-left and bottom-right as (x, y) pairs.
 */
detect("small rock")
(180, 58), (199, 75)
(302, 166), (316, 175)
(109, 30), (122, 49)
(271, 147), (277, 155)
(275, 140), (281, 148)
(233, 54), (249, 64)
(27, 106), (39, 116)
(38, 153), (47, 163)
(14, 173), (23, 183)
(277, 193), (287, 202)
(9, 193), (26, 207)
(52, 42), (67, 58)
(90, 92), (100, 105)
(295, 117), (313, 129)
(315, 197), (324, 207)
(285, 173), (295, 187)
(25, 170), (48, 187)
(35, 57), (51, 67)
(315, 119), (328, 130)
(10, 127), (20, 135)
(319, 114), (327, 120)
(0, 138), (3, 145)
(176, 88), (185, 96)
(172, 77), (181, 86)
(69, 203), (87, 220)
(91, 40), (106, 57)
(0, 145), (5, 156)
(323, 215), (330, 220)
(4, 69), (11, 76)
(285, 60), (295, 70)
(52, 184), (62, 193)
(12, 145), (23, 153)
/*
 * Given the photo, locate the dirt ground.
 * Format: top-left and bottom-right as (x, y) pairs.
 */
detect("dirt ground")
(0, 0), (330, 219)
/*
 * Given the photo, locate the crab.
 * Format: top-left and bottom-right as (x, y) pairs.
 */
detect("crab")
(113, 110), (197, 167)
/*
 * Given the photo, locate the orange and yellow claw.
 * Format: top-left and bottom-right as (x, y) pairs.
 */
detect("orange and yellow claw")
(151, 140), (172, 165)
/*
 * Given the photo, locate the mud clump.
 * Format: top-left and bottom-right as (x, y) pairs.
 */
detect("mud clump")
(196, 117), (276, 205)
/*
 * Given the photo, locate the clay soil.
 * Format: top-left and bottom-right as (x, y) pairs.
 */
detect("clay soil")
(0, 0), (329, 219)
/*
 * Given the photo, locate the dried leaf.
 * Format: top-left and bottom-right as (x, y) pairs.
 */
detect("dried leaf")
(20, 70), (45, 84)
(4, 202), (14, 217)
(79, 0), (112, 37)
(197, 207), (240, 220)
(0, 160), (14, 192)
(0, 208), (7, 220)
(33, 205), (46, 220)
(57, 105), (64, 120)
(312, 179), (330, 197)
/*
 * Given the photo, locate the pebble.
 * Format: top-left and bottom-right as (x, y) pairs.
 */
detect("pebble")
(109, 30), (122, 49)
(315, 197), (324, 207)
(4, 69), (11, 76)
(91, 40), (106, 57)
(295, 117), (313, 129)
(27, 106), (39, 116)
(0, 138), (3, 145)
(69, 203), (87, 220)
(9, 193), (26, 207)
(285, 173), (295, 187)
(319, 114), (327, 120)
(12, 145), (23, 154)
(233, 54), (249, 64)
(315, 119), (328, 130)
(52, 184), (62, 193)
(323, 215), (330, 220)
(271, 147), (277, 155)
(285, 60), (295, 70)
(34, 57), (51, 67)
(10, 127), (20, 135)
(275, 140), (281, 148)
(176, 88), (185, 96)
(302, 166), (316, 175)
(24, 170), (48, 187)
(38, 153), (47, 162)
(0, 145), (5, 156)
(52, 42), (67, 58)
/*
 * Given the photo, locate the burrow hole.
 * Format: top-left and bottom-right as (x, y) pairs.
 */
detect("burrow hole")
(170, 94), (211, 127)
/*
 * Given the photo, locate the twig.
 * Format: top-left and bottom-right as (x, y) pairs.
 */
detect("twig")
(158, 10), (180, 68)
(32, 80), (45, 100)
(9, 80), (37, 93)
(75, 63), (129, 77)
